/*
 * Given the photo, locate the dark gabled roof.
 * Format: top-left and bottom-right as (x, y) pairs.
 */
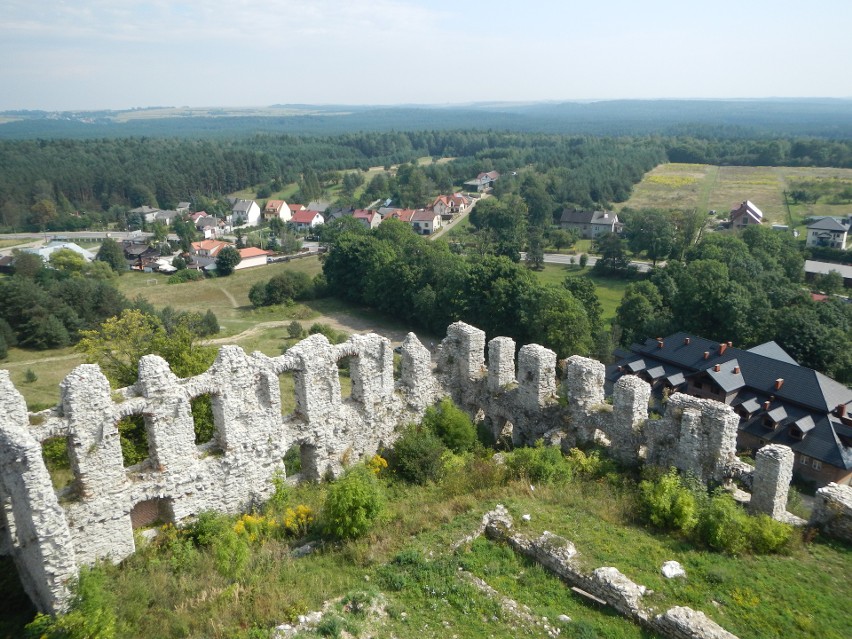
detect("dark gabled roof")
(741, 412), (852, 470)
(706, 358), (745, 393)
(745, 341), (799, 365)
(807, 217), (848, 232)
(631, 332), (852, 414)
(560, 209), (594, 224)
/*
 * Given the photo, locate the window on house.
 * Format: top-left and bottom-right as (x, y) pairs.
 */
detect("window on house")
(812, 459), (822, 470)
(800, 455), (810, 465)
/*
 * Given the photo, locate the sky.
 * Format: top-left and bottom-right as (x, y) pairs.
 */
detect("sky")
(2, 0), (851, 111)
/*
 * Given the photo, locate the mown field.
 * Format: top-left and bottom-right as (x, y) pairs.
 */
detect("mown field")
(617, 163), (852, 231)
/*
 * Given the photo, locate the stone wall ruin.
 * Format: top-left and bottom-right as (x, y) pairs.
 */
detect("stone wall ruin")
(0, 321), (832, 614)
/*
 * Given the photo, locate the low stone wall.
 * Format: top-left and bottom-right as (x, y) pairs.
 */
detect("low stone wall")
(482, 507), (738, 639)
(0, 321), (813, 613)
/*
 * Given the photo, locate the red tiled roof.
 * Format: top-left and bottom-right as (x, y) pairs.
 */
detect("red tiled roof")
(292, 210), (321, 224)
(288, 203), (305, 212)
(264, 200), (285, 212)
(239, 247), (273, 258)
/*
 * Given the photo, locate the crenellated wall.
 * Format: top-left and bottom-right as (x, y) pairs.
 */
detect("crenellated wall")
(0, 321), (817, 614)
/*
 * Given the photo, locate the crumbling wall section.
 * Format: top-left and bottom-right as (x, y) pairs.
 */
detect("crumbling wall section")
(0, 321), (810, 614)
(749, 444), (794, 519)
(645, 393), (739, 484)
(809, 482), (852, 543)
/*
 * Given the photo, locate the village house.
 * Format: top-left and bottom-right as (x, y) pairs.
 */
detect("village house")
(804, 260), (852, 288)
(383, 208), (417, 223)
(411, 209), (442, 235)
(154, 210), (179, 225)
(263, 199), (291, 222)
(121, 241), (160, 271)
(609, 333), (852, 487)
(230, 199), (261, 227)
(431, 193), (471, 219)
(559, 209), (621, 239)
(129, 205), (161, 224)
(324, 206), (356, 222)
(353, 209), (382, 229)
(806, 217), (848, 250)
(290, 209), (324, 232)
(235, 246), (273, 270)
(464, 171), (500, 192)
(729, 200), (763, 229)
(175, 202), (191, 214)
(288, 203), (306, 215)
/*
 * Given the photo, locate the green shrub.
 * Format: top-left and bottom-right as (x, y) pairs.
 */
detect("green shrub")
(25, 567), (120, 639)
(695, 489), (749, 555)
(24, 368), (38, 383)
(504, 442), (572, 484)
(748, 514), (793, 554)
(309, 322), (346, 344)
(186, 511), (232, 548)
(422, 398), (475, 453)
(638, 467), (698, 532)
(565, 447), (618, 479)
(287, 320), (304, 339)
(388, 423), (446, 485)
(167, 269), (203, 284)
(323, 465), (384, 540)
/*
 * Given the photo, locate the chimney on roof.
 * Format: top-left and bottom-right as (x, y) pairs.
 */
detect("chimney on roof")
(775, 378), (784, 390)
(704, 351), (710, 359)
(763, 400), (771, 411)
(684, 337), (691, 345)
(714, 364), (721, 372)
(835, 404), (847, 418)
(658, 340), (664, 349)
(719, 343), (727, 355)
(727, 341), (733, 347)
(733, 366), (741, 374)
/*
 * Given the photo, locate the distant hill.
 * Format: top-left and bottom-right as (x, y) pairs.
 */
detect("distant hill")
(1, 99), (851, 140)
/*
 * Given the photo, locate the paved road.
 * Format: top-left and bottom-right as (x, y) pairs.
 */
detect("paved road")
(523, 252), (658, 273)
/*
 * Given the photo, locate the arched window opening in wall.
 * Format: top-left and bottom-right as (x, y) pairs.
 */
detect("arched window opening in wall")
(118, 414), (150, 468)
(191, 393), (219, 447)
(278, 370), (297, 417)
(283, 443), (318, 479)
(130, 497), (175, 529)
(338, 355), (354, 400)
(40, 436), (78, 498)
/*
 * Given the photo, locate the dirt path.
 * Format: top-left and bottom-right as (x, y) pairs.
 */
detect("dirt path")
(218, 286), (239, 309)
(211, 310), (434, 348)
(3, 353), (82, 368)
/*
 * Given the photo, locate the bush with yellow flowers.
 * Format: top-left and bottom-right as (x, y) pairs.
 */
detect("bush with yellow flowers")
(282, 504), (315, 537)
(233, 513), (279, 544)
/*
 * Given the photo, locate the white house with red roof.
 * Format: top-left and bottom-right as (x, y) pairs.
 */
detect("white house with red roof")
(235, 246), (274, 270)
(291, 210), (324, 232)
(263, 200), (291, 222)
(288, 203), (306, 214)
(431, 193), (471, 219)
(191, 239), (230, 258)
(412, 209), (442, 235)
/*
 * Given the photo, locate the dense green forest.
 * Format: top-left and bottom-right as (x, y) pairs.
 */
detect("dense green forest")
(3, 128), (852, 231)
(615, 224), (852, 382)
(2, 99), (852, 139)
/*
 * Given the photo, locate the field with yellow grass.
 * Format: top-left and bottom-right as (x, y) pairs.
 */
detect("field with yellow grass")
(618, 163), (852, 230)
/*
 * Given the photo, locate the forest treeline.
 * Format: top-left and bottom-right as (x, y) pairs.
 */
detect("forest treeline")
(2, 130), (852, 231)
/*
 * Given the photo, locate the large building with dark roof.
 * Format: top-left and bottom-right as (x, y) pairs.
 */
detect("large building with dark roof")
(609, 332), (852, 487)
